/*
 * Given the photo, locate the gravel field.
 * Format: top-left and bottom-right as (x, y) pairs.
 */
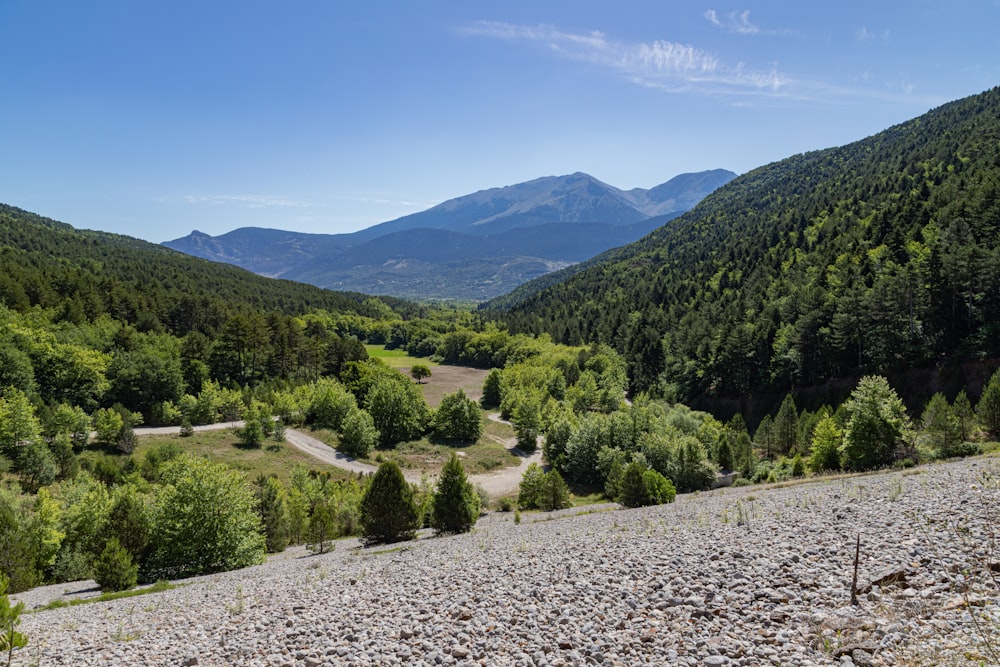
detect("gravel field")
(12, 457), (1000, 666)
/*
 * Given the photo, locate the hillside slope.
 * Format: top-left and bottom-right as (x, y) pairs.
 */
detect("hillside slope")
(493, 87), (1000, 409)
(13, 458), (995, 666)
(164, 170), (735, 301)
(0, 204), (411, 332)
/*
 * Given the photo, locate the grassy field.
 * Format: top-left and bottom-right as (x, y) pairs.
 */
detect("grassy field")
(133, 429), (352, 483)
(365, 344), (438, 369)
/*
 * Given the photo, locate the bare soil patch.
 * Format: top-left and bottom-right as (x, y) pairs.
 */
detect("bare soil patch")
(413, 364), (489, 407)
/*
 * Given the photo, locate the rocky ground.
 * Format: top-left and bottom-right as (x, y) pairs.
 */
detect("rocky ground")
(12, 457), (1000, 666)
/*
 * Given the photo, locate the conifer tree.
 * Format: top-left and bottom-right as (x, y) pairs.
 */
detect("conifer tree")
(430, 454), (478, 534)
(360, 461), (419, 544)
(977, 370), (1000, 436)
(93, 537), (138, 592)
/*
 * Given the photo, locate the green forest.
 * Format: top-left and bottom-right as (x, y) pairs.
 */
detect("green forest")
(489, 87), (1000, 416)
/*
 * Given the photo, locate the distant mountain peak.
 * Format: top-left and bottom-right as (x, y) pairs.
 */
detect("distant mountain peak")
(164, 169), (735, 300)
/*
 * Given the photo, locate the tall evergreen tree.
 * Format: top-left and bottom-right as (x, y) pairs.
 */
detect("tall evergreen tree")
(430, 454), (478, 534)
(977, 370), (1000, 436)
(773, 394), (799, 456)
(360, 462), (419, 545)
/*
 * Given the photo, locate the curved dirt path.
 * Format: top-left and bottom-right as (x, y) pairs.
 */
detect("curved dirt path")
(284, 428), (388, 478)
(470, 413), (543, 497)
(283, 418), (541, 497)
(133, 421), (244, 436)
(135, 418), (539, 497)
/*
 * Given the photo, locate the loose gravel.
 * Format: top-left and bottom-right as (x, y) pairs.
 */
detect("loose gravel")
(12, 457), (1000, 666)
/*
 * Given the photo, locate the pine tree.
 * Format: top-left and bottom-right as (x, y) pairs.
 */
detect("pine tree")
(922, 392), (962, 458)
(517, 463), (547, 510)
(952, 390), (974, 441)
(306, 498), (335, 554)
(977, 370), (1000, 436)
(539, 469), (571, 512)
(773, 394), (799, 456)
(93, 538), (138, 592)
(808, 415), (842, 473)
(360, 461), (419, 545)
(0, 575), (27, 666)
(255, 476), (290, 553)
(430, 454), (479, 534)
(618, 461), (649, 508)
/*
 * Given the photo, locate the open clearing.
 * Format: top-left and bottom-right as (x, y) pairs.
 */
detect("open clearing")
(132, 429), (352, 484)
(364, 344), (437, 369)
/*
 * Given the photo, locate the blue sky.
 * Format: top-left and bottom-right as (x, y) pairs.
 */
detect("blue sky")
(1, 1), (997, 243)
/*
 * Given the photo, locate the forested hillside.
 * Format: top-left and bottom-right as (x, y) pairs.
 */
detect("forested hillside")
(0, 204), (414, 332)
(493, 87), (1000, 412)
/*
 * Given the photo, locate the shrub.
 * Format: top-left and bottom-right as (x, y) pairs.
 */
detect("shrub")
(642, 469), (676, 504)
(93, 538), (138, 593)
(360, 461), (419, 544)
(0, 574), (27, 663)
(338, 408), (378, 458)
(146, 455), (266, 579)
(618, 462), (676, 507)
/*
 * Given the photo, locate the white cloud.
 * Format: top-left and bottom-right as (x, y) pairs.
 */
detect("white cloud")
(704, 9), (762, 35)
(181, 194), (309, 208)
(462, 21), (786, 97)
(461, 20), (940, 106)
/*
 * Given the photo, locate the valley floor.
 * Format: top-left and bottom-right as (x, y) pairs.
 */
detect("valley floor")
(12, 457), (1000, 666)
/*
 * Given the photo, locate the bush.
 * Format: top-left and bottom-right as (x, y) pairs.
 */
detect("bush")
(618, 462), (676, 507)
(360, 461), (419, 544)
(146, 455), (266, 579)
(642, 469), (676, 504)
(0, 574), (27, 659)
(93, 538), (138, 593)
(338, 408), (378, 458)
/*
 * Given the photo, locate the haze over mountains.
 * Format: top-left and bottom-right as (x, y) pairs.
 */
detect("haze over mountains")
(164, 170), (735, 301)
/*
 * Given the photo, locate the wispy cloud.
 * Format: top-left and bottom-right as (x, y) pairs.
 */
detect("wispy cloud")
(462, 20), (941, 106)
(462, 21), (789, 97)
(704, 9), (796, 36)
(705, 9), (759, 35)
(855, 25), (890, 44)
(181, 194), (310, 208)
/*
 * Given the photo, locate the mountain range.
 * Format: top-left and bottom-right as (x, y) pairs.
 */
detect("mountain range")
(164, 170), (735, 301)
